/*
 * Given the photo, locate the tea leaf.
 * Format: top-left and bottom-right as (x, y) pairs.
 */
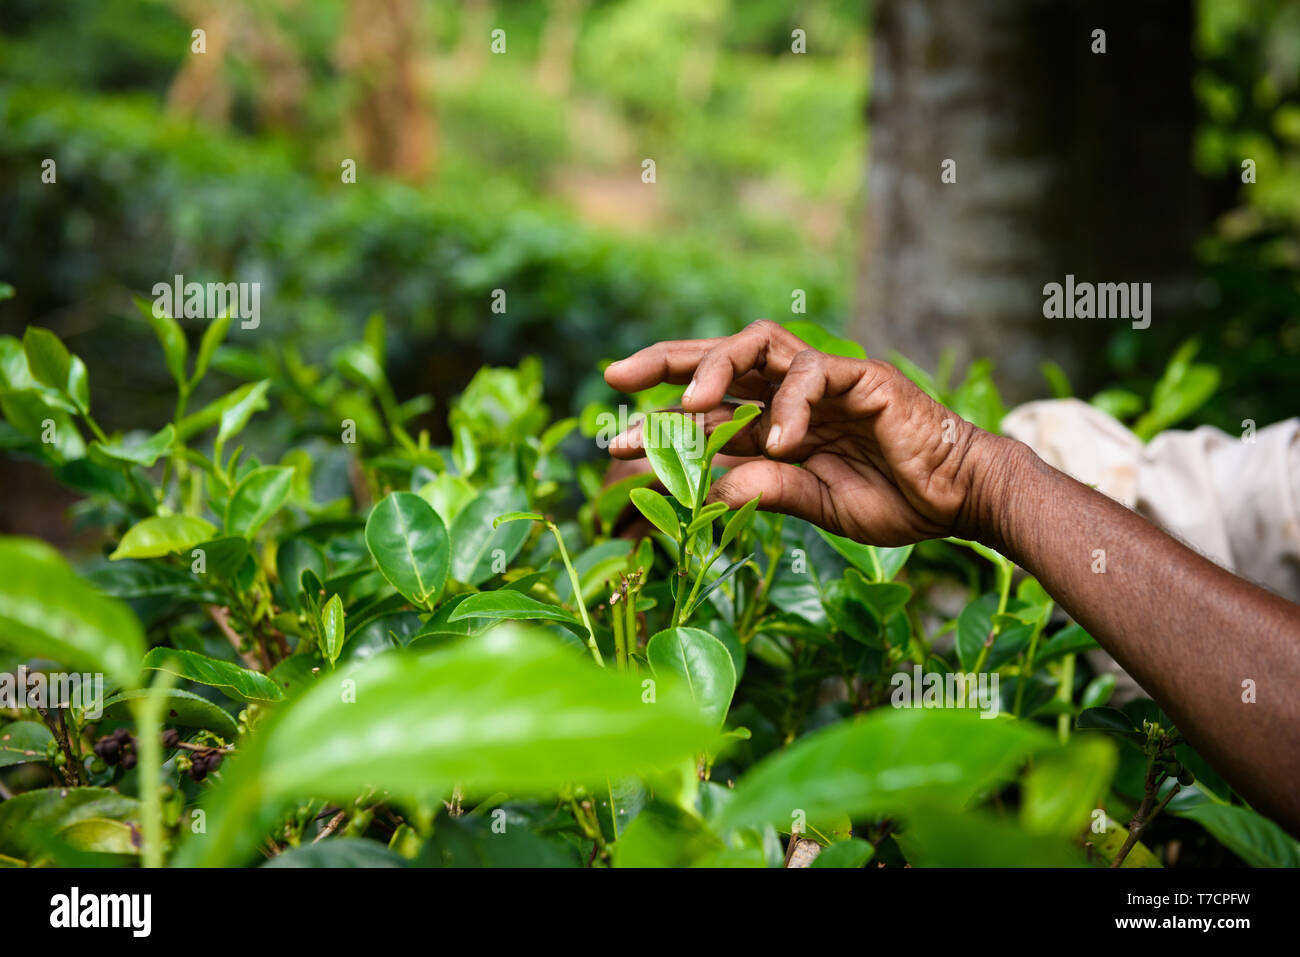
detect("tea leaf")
(364, 491), (450, 609)
(110, 514), (217, 560)
(141, 647), (282, 703)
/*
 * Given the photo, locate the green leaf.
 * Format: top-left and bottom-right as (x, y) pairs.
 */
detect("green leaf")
(110, 514), (216, 561)
(844, 570), (912, 625)
(0, 787), (140, 864)
(136, 295), (188, 386)
(1021, 737), (1118, 836)
(319, 594), (345, 666)
(225, 465), (294, 538)
(810, 838), (874, 868)
(613, 802), (724, 868)
(216, 378), (271, 448)
(704, 403), (761, 463)
(140, 647), (283, 703)
(449, 487), (530, 585)
(192, 315), (232, 387)
(0, 721), (54, 768)
(177, 380), (266, 442)
(629, 487), (680, 538)
(685, 501), (729, 537)
(717, 495), (760, 553)
(896, 801), (1085, 867)
(715, 708), (1050, 833)
(643, 412), (706, 508)
(277, 538), (326, 612)
(1076, 706), (1145, 743)
(21, 326), (71, 394)
(784, 321), (868, 360)
(493, 511), (543, 527)
(364, 492), (450, 609)
(448, 591), (585, 635)
(955, 593), (998, 671)
(0, 536), (144, 688)
(647, 626), (737, 727)
(686, 554), (752, 617)
(264, 838), (406, 868)
(175, 628), (714, 866)
(1036, 622), (1099, 664)
(815, 527), (912, 583)
(101, 688), (239, 739)
(90, 424), (175, 468)
(1173, 804), (1300, 868)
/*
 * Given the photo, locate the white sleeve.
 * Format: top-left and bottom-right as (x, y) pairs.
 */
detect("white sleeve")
(1002, 398), (1300, 602)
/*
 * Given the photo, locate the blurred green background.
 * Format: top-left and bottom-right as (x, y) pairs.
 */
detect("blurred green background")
(1, 0), (1297, 482)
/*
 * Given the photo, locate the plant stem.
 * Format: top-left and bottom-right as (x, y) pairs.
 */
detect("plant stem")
(610, 592), (627, 672)
(547, 522), (602, 666)
(1055, 653), (1076, 743)
(133, 669), (177, 869)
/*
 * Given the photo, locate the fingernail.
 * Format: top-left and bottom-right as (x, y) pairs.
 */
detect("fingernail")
(766, 424), (783, 452)
(607, 359), (626, 373)
(682, 379), (697, 402)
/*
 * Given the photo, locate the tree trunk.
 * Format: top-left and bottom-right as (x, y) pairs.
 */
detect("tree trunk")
(855, 0), (1197, 403)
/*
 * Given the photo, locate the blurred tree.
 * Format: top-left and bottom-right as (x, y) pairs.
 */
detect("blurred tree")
(854, 0), (1199, 402)
(536, 0), (589, 96)
(166, 0), (233, 124)
(336, 0), (437, 181)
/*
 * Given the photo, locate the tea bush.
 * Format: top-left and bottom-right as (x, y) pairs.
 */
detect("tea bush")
(1, 310), (1297, 868)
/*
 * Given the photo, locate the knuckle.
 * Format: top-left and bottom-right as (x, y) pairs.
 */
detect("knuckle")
(744, 318), (779, 336)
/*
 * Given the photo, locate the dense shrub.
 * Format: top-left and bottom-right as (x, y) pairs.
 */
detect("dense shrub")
(0, 316), (1295, 867)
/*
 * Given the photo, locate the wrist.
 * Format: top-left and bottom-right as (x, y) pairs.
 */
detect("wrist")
(953, 430), (1043, 553)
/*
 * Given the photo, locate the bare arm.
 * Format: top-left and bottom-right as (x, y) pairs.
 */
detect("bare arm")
(605, 321), (1300, 832)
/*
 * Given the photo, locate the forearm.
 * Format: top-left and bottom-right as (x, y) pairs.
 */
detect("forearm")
(971, 435), (1300, 833)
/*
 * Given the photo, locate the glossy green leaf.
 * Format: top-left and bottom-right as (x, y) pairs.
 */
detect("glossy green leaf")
(717, 495), (760, 552)
(225, 465), (294, 538)
(175, 628), (714, 866)
(810, 838), (874, 868)
(101, 688), (239, 739)
(704, 403), (761, 463)
(364, 491), (450, 609)
(0, 787), (140, 864)
(629, 487), (680, 538)
(783, 320), (868, 360)
(140, 647), (282, 703)
(685, 501), (729, 537)
(21, 326), (71, 394)
(1173, 804), (1300, 868)
(955, 592), (998, 671)
(0, 536), (143, 688)
(648, 626), (737, 727)
(450, 487), (530, 585)
(109, 514), (216, 561)
(844, 570), (912, 625)
(319, 593), (345, 666)
(277, 537), (326, 612)
(643, 412), (706, 508)
(192, 315), (232, 386)
(90, 424), (175, 467)
(136, 296), (188, 386)
(215, 378), (271, 448)
(493, 510), (543, 527)
(716, 708), (1050, 833)
(448, 591), (585, 635)
(0, 721), (54, 768)
(815, 527), (912, 583)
